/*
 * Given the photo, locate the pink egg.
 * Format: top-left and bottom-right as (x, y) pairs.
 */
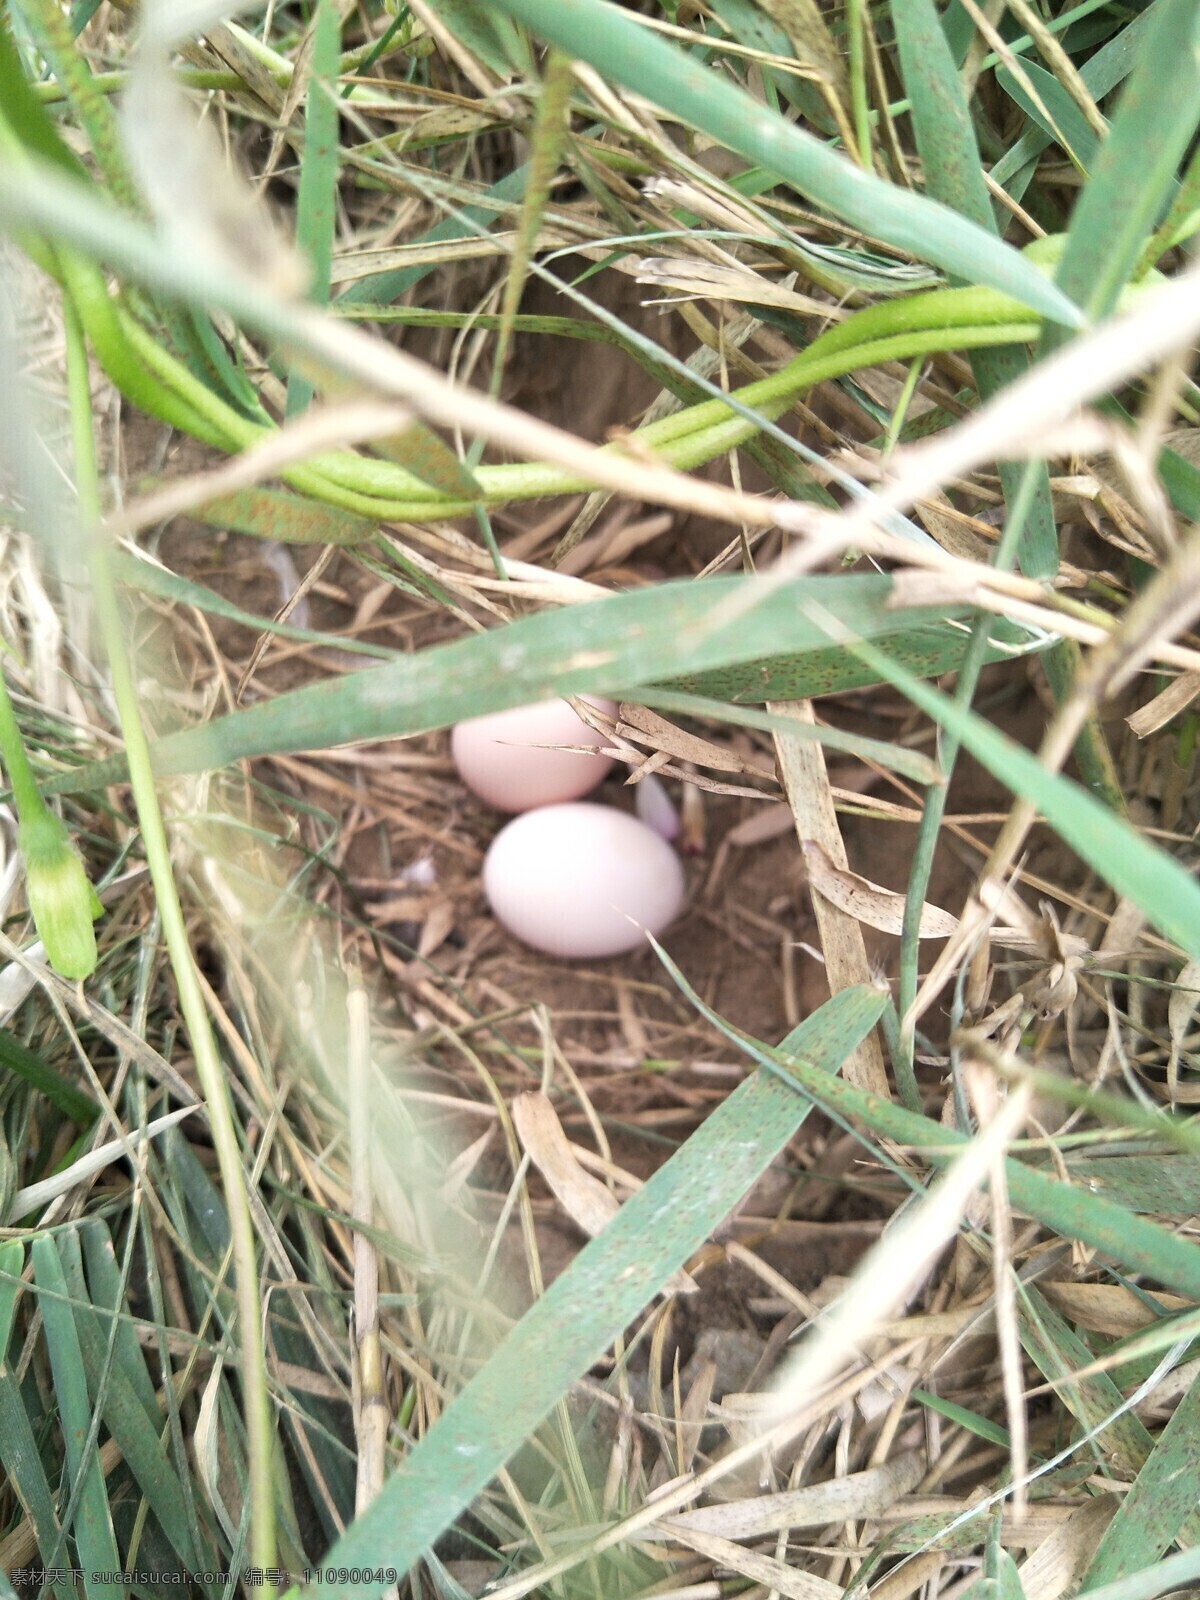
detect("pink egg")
(483, 803), (686, 959)
(451, 698), (616, 813)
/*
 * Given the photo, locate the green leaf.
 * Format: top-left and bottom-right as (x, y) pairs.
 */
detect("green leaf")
(53, 1225), (214, 1578)
(421, 0), (528, 77)
(1079, 1549), (1200, 1600)
(705, 0), (835, 127)
(988, 3), (1166, 205)
(334, 165), (530, 308)
(369, 420), (484, 500)
(295, 0), (341, 307)
(51, 1227), (207, 1575)
(1141, 140), (1200, 265)
(910, 1387), (1011, 1449)
(6, 0), (136, 208)
(297, 987), (887, 1597)
(77, 1221), (161, 1426)
(113, 549), (393, 658)
(994, 1546), (1027, 1600)
(891, 0), (993, 229)
(1066, 1153), (1200, 1214)
(638, 689), (942, 784)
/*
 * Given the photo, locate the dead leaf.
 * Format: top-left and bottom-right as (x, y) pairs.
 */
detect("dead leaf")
(417, 899), (458, 961)
(512, 1091), (619, 1238)
(1042, 1280), (1190, 1337)
(754, 0), (850, 97)
(635, 258), (832, 316)
(617, 703), (775, 776)
(1169, 957), (1200, 1096)
(801, 839), (958, 937)
(512, 1092), (697, 1293)
(1127, 670), (1200, 737)
(653, 1523), (841, 1600)
(915, 494), (997, 562)
(775, 704), (888, 1096)
(1016, 1496), (1118, 1600)
(726, 803), (795, 847)
(666, 1451), (925, 1538)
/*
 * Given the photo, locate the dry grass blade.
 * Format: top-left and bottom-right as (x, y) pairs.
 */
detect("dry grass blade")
(772, 701), (889, 1096)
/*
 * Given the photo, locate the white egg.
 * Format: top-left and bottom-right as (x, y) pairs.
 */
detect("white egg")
(451, 698), (616, 813)
(483, 803), (686, 959)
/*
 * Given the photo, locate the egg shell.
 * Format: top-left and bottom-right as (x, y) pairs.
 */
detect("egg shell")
(451, 698), (616, 813)
(483, 803), (686, 959)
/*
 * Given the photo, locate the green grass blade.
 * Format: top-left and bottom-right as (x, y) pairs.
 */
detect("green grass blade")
(653, 945), (1200, 1303)
(476, 0), (1084, 326)
(1141, 139), (1200, 266)
(334, 164), (529, 308)
(0, 1239), (23, 1354)
(295, 985), (887, 1597)
(1049, 0), (1200, 325)
(369, 420), (484, 500)
(113, 550), (394, 659)
(0, 1243), (60, 1569)
(1066, 1154), (1200, 1214)
(1017, 1285), (1155, 1474)
(419, 0), (528, 77)
(0, 9), (88, 180)
(44, 573), (1038, 795)
(8, 0), (138, 211)
(995, 62), (1102, 173)
(847, 638), (1200, 962)
(987, 2), (1159, 202)
(286, 0), (489, 524)
(636, 689), (942, 784)
(0, 1371), (64, 1566)
(891, 0), (1062, 583)
(52, 1226), (207, 1576)
(0, 1025), (98, 1123)
(1081, 1364), (1200, 1586)
(30, 1234), (124, 1598)
(77, 1220), (162, 1425)
(891, 0), (992, 229)
(991, 1527), (1027, 1600)
(1080, 1548), (1200, 1600)
(183, 484), (376, 547)
(706, 0), (835, 127)
(909, 1388), (1011, 1449)
(491, 48), (573, 381)
(287, 0), (341, 417)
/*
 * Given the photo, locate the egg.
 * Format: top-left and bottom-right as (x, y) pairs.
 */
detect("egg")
(483, 803), (686, 959)
(451, 698), (617, 813)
